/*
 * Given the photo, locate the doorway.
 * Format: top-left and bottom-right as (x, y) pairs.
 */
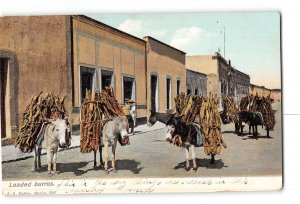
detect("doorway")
(80, 67), (95, 103)
(0, 58), (8, 138)
(150, 75), (158, 112)
(166, 77), (171, 110)
(101, 70), (113, 90)
(123, 76), (135, 103)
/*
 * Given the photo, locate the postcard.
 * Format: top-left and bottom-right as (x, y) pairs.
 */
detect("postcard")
(0, 12), (282, 195)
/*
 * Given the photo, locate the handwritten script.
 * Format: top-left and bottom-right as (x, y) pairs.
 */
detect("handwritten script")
(3, 176), (281, 195)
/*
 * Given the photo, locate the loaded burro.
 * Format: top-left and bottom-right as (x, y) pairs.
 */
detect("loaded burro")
(220, 94), (276, 139)
(148, 93), (227, 171)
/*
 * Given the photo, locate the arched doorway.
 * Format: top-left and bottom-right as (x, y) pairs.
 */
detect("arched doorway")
(0, 50), (19, 141)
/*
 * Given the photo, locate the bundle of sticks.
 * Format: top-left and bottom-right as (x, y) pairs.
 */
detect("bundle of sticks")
(200, 96), (225, 155)
(174, 93), (226, 155)
(80, 86), (124, 153)
(15, 92), (67, 153)
(240, 94), (275, 130)
(222, 97), (239, 123)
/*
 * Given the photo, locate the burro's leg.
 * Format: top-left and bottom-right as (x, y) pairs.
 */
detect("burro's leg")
(112, 141), (117, 173)
(37, 147), (42, 170)
(210, 154), (215, 165)
(191, 145), (197, 171)
(104, 139), (109, 174)
(52, 149), (58, 175)
(93, 150), (97, 169)
(99, 145), (104, 168)
(47, 148), (53, 176)
(33, 146), (37, 172)
(185, 146), (190, 171)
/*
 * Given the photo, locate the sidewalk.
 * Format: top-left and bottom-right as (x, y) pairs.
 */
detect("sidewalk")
(1, 122), (165, 163)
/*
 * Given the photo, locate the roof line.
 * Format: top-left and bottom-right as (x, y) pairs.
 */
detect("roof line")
(72, 15), (146, 44)
(144, 36), (186, 54)
(186, 68), (207, 76)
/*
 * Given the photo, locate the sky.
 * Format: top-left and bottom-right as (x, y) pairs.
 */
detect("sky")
(87, 12), (281, 89)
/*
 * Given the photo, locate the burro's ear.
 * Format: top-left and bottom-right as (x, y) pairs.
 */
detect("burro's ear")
(174, 115), (184, 120)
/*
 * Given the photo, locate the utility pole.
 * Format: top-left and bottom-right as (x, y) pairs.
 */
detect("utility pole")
(223, 26), (226, 58)
(217, 21), (226, 58)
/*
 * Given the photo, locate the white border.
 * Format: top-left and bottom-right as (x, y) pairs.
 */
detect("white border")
(2, 0), (300, 203)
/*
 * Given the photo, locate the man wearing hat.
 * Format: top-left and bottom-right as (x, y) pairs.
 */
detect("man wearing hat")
(123, 99), (136, 134)
(127, 99), (136, 127)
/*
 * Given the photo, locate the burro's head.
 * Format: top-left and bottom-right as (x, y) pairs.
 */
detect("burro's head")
(117, 116), (130, 146)
(165, 124), (175, 142)
(52, 118), (71, 148)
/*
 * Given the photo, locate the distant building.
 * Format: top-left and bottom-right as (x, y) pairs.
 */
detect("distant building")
(144, 36), (186, 113)
(270, 89), (281, 102)
(250, 84), (281, 102)
(186, 69), (207, 96)
(186, 52), (250, 103)
(249, 84), (271, 97)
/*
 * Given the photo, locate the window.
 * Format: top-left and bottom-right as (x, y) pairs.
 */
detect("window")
(166, 77), (171, 109)
(101, 70), (113, 90)
(187, 89), (191, 95)
(195, 88), (198, 95)
(123, 76), (135, 103)
(80, 67), (95, 103)
(176, 80), (181, 96)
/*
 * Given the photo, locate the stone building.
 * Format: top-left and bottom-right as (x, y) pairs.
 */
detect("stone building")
(186, 69), (207, 96)
(234, 69), (251, 102)
(186, 52), (250, 102)
(144, 36), (186, 113)
(0, 15), (148, 142)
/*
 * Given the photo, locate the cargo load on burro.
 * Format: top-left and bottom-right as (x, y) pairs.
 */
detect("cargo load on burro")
(239, 94), (275, 139)
(14, 92), (71, 176)
(80, 86), (130, 174)
(148, 93), (227, 171)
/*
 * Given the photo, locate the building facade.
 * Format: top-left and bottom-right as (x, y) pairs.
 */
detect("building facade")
(0, 15), (189, 143)
(144, 36), (186, 113)
(0, 16), (73, 143)
(186, 52), (250, 102)
(72, 16), (147, 126)
(0, 15), (149, 142)
(186, 69), (207, 96)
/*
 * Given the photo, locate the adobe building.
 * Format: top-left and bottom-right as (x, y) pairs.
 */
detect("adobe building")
(144, 36), (186, 113)
(186, 69), (207, 96)
(186, 52), (250, 102)
(0, 15), (147, 143)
